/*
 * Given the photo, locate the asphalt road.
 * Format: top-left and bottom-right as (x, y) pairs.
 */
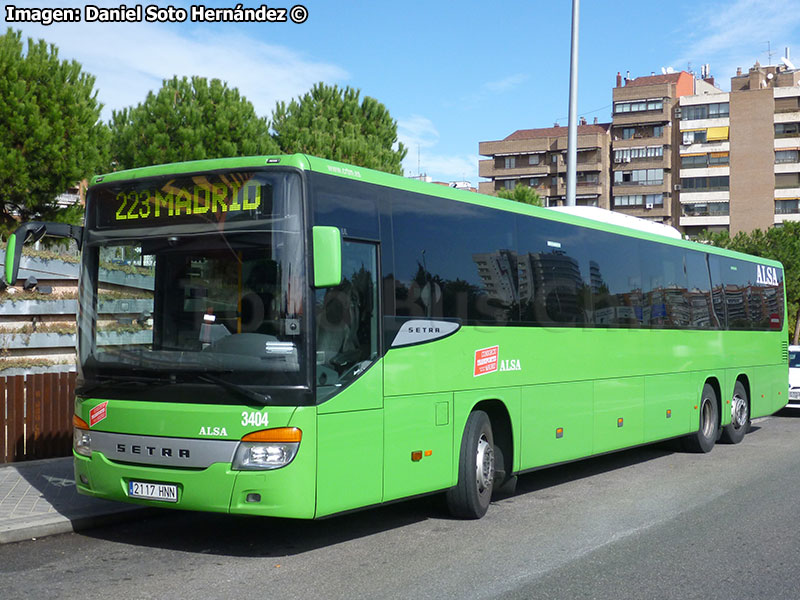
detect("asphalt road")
(2, 409), (800, 600)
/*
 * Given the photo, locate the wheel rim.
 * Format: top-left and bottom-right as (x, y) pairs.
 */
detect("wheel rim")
(700, 397), (715, 439)
(731, 392), (748, 430)
(475, 434), (494, 494)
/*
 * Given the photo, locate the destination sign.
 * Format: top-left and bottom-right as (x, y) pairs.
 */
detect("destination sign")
(94, 172), (272, 228)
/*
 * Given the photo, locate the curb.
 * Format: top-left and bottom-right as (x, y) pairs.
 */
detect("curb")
(0, 506), (154, 545)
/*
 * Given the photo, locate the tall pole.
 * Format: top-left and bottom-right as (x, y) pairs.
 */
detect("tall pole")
(566, 0), (580, 206)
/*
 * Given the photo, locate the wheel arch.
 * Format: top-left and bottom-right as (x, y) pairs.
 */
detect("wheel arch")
(704, 376), (723, 429)
(472, 398), (514, 481)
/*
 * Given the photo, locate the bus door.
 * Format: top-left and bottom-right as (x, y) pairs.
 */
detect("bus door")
(315, 240), (383, 516)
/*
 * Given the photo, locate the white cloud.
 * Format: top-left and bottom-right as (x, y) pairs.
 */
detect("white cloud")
(483, 73), (528, 94)
(672, 0), (800, 85)
(397, 114), (440, 150)
(11, 18), (348, 120)
(397, 115), (477, 182)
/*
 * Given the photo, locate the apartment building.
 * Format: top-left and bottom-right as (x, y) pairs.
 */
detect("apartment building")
(678, 60), (800, 236)
(477, 122), (612, 208)
(610, 70), (702, 227)
(480, 61), (800, 236)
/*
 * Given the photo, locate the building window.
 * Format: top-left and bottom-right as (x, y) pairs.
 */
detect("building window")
(529, 154), (541, 166)
(551, 154), (559, 164)
(776, 199), (800, 214)
(504, 157), (516, 169)
(652, 126), (664, 138)
(683, 103), (730, 120)
(776, 173), (800, 189)
(622, 127), (635, 140)
(682, 130), (708, 145)
(681, 202), (730, 217)
(680, 176), (730, 191)
(775, 123), (800, 137)
(577, 172), (599, 185)
(530, 177), (542, 187)
(776, 150), (800, 164)
(614, 169), (664, 185)
(614, 99), (664, 114)
(614, 194), (664, 208)
(503, 179), (515, 190)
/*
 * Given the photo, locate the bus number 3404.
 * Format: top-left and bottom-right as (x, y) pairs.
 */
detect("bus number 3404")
(242, 412), (269, 427)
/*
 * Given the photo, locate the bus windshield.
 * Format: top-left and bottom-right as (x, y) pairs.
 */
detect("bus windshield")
(77, 169), (308, 403)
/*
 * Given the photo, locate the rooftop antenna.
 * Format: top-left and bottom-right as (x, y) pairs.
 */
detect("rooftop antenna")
(765, 41), (775, 65)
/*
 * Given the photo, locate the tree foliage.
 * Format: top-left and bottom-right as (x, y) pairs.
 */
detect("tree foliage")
(272, 83), (407, 175)
(110, 75), (277, 170)
(496, 183), (543, 207)
(0, 28), (108, 233)
(700, 223), (800, 341)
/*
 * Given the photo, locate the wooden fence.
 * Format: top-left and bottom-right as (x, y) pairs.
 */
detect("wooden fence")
(1, 372), (76, 463)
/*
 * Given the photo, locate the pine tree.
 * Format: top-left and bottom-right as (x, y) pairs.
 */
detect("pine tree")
(272, 83), (407, 175)
(0, 28), (108, 233)
(110, 75), (278, 170)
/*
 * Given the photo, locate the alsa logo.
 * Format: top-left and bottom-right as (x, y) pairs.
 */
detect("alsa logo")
(756, 265), (779, 286)
(199, 426), (228, 436)
(499, 359), (522, 372)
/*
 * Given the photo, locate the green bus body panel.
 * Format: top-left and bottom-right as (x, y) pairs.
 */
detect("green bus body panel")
(316, 409), (383, 517)
(383, 393), (453, 502)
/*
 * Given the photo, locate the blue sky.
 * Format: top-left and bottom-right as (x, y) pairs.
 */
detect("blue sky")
(5, 0), (800, 184)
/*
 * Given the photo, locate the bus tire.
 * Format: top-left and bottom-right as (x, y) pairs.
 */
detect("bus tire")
(446, 410), (494, 519)
(683, 383), (719, 453)
(720, 381), (749, 444)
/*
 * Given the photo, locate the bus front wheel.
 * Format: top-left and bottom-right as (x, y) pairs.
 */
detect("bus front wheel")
(446, 410), (494, 519)
(720, 381), (749, 444)
(683, 383), (719, 453)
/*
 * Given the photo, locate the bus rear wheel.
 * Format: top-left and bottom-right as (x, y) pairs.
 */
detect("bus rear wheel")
(720, 381), (749, 444)
(683, 383), (719, 453)
(446, 410), (494, 519)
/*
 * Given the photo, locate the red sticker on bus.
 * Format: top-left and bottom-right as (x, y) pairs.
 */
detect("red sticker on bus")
(474, 346), (499, 377)
(89, 401), (108, 427)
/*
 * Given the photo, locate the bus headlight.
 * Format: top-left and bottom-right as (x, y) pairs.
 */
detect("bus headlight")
(73, 415), (92, 457)
(232, 427), (301, 471)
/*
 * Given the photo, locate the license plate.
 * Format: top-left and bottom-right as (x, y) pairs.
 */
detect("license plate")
(790, 391), (800, 400)
(128, 481), (178, 503)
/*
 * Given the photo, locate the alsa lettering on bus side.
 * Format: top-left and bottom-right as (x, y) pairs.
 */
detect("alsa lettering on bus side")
(756, 265), (779, 286)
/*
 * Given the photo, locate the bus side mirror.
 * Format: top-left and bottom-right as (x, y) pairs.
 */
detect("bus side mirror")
(2, 222), (83, 288)
(312, 226), (342, 288)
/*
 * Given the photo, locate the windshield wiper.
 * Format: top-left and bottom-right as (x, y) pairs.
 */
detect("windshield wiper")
(195, 372), (272, 406)
(77, 373), (173, 397)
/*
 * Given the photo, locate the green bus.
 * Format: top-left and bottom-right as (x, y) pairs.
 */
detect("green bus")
(3, 154), (788, 519)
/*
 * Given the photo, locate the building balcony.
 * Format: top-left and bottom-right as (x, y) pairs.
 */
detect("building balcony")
(680, 166), (730, 178)
(775, 138), (800, 150)
(680, 190), (730, 202)
(775, 187), (800, 199)
(775, 162), (800, 174)
(680, 215), (730, 227)
(479, 160), (556, 179)
(679, 117), (730, 130)
(612, 108), (671, 125)
(774, 111), (800, 123)
(680, 141), (730, 154)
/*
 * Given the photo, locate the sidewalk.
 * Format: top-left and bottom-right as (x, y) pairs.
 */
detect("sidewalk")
(0, 456), (146, 544)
